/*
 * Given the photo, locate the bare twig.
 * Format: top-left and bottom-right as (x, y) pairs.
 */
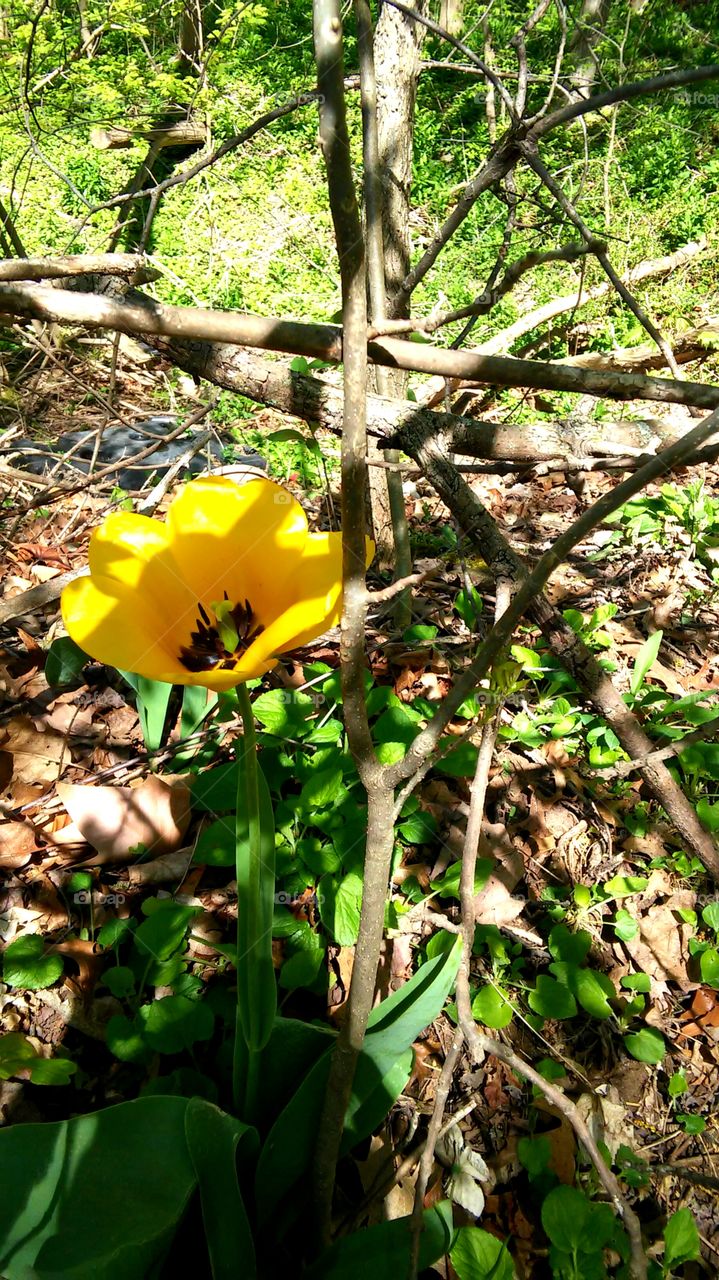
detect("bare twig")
(601, 713), (719, 779)
(449, 589), (647, 1278)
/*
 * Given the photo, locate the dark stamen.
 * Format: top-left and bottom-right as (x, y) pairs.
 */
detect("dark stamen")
(179, 595), (265, 673)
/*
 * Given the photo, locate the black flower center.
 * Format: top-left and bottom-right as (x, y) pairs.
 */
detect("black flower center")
(179, 592), (264, 672)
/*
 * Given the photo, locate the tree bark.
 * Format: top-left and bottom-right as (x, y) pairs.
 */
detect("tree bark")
(363, 0), (427, 570)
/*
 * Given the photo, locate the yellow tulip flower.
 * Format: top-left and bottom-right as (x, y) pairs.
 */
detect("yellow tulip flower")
(61, 475), (373, 692)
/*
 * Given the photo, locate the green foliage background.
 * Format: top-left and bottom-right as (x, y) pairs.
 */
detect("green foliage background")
(1, 0), (719, 359)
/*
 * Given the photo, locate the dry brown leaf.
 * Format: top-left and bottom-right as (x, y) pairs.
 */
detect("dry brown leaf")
(474, 877), (525, 929)
(0, 715), (65, 788)
(124, 847), (194, 885)
(622, 890), (694, 991)
(55, 774), (191, 864)
(0, 819), (37, 869)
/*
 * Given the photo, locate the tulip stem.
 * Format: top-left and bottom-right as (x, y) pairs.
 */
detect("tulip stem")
(232, 681), (276, 1120)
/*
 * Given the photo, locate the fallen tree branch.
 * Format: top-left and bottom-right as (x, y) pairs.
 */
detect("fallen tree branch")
(461, 238), (707, 359)
(2, 279), (719, 410)
(0, 253), (156, 283)
(144, 334), (711, 462)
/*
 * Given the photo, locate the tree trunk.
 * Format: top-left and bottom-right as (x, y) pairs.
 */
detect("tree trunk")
(568, 0), (609, 98)
(368, 0), (427, 571)
(439, 0), (464, 35)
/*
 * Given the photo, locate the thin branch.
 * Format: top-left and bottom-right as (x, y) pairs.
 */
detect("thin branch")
(0, 253), (155, 282)
(602, 713), (719, 779)
(520, 141), (684, 378)
(312, 0), (394, 1252)
(385, 405), (719, 788)
(450, 605), (647, 1278)
(397, 63), (719, 305)
(368, 241), (603, 337)
(386, 0), (518, 119)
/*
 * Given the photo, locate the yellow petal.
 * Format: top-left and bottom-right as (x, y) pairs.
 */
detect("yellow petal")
(239, 531), (351, 660)
(89, 512), (173, 589)
(88, 510), (201, 652)
(61, 575), (183, 683)
(166, 477), (308, 618)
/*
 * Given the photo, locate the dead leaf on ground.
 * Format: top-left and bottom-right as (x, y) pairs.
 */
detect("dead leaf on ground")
(53, 774), (191, 864)
(622, 890), (694, 992)
(0, 715), (66, 789)
(0, 819), (38, 869)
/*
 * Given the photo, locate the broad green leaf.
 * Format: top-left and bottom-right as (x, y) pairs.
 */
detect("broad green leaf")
(97, 917), (136, 949)
(278, 923), (325, 991)
(184, 1099), (258, 1280)
(252, 689), (316, 738)
(702, 902), (719, 933)
(3, 935), (63, 991)
(541, 1185), (590, 1252)
(193, 816), (235, 866)
(629, 630), (663, 697)
(255, 940), (461, 1231)
(306, 718), (344, 745)
(190, 760), (239, 813)
(431, 858), (493, 900)
(697, 798), (719, 833)
(572, 968), (615, 1020)
(548, 924), (591, 966)
(664, 1207), (700, 1271)
(399, 811), (438, 844)
(403, 624), (438, 643)
(304, 1202), (453, 1279)
(620, 972), (651, 994)
(103, 966), (135, 998)
(528, 975), (577, 1020)
(121, 671), (173, 751)
(343, 1051), (413, 1150)
(299, 766), (344, 810)
(602, 875), (648, 898)
(106, 1015), (150, 1064)
(45, 636), (88, 688)
(699, 946), (719, 987)
(134, 898), (199, 962)
(676, 1114), (706, 1135)
(451, 1226), (515, 1280)
(0, 1097), (196, 1279)
(317, 871), (363, 945)
(455, 585), (484, 630)
(143, 995), (214, 1054)
(436, 741), (480, 777)
(373, 704), (423, 745)
(0, 1033), (76, 1086)
(614, 908), (638, 941)
(667, 1072), (687, 1098)
(518, 1134), (551, 1179)
(472, 985), (514, 1029)
(624, 1027), (666, 1064)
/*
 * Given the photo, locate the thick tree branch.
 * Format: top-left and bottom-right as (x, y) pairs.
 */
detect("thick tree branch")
(2, 279), (719, 411)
